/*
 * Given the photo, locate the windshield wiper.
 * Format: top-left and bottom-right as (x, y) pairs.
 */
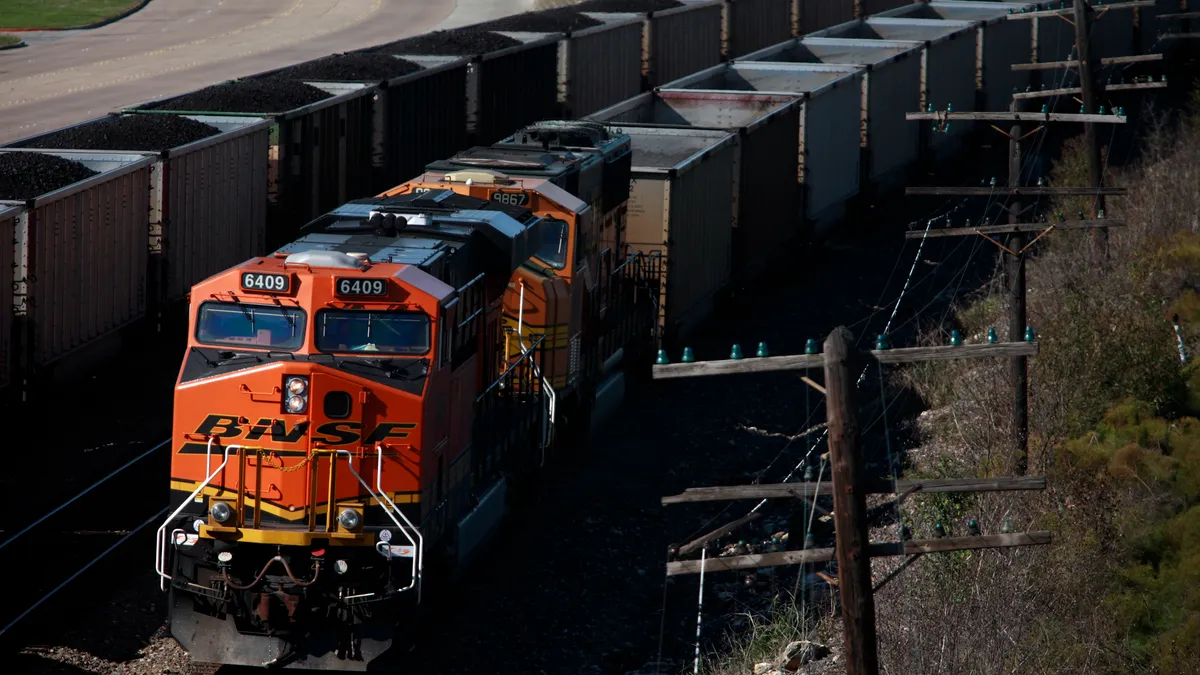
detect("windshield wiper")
(270, 297), (297, 333)
(192, 347), (220, 368)
(212, 350), (264, 366)
(339, 357), (428, 381)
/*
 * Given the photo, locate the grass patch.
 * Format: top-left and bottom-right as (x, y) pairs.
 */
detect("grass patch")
(0, 34), (23, 47)
(0, 0), (145, 29)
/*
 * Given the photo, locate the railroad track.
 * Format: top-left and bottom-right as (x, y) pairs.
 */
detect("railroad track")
(0, 439), (172, 645)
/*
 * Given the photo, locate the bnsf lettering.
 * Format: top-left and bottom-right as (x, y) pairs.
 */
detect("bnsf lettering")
(195, 415), (243, 438)
(312, 422), (361, 446)
(194, 415), (414, 446)
(245, 418), (308, 443)
(364, 423), (417, 444)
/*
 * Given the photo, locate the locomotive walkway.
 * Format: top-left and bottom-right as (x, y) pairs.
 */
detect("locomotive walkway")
(0, 0), (534, 144)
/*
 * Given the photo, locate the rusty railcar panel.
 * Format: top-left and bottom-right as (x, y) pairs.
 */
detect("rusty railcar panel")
(797, 0), (856, 34)
(0, 204), (17, 391)
(160, 116), (272, 304)
(474, 37), (563, 145)
(618, 127), (738, 347)
(876, 2), (1036, 112)
(561, 17), (644, 118)
(2, 114), (272, 311)
(126, 83), (378, 246)
(737, 37), (923, 193)
(811, 18), (977, 161)
(377, 57), (471, 191)
(650, 2), (725, 87)
(579, 3), (723, 89)
(864, 0), (917, 13)
(587, 90), (801, 282)
(663, 62), (865, 232)
(0, 150), (155, 370)
(724, 0), (793, 58)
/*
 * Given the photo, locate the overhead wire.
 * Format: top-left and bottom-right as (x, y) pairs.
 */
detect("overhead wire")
(666, 19), (1151, 664)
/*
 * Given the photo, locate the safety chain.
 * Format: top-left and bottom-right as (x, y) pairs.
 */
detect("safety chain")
(265, 448), (320, 473)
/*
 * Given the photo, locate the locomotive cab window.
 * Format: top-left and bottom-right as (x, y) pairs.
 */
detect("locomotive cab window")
(317, 310), (431, 355)
(532, 216), (569, 270)
(196, 302), (307, 350)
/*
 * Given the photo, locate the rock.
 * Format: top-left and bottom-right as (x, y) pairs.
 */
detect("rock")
(779, 640), (831, 671)
(754, 662), (776, 675)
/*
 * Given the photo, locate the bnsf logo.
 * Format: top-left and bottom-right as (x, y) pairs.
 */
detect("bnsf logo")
(194, 415), (415, 445)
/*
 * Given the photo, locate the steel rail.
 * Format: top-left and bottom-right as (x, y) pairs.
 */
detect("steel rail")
(0, 438), (171, 553)
(0, 507), (168, 638)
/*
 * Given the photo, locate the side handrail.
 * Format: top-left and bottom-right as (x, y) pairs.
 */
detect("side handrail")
(156, 439), (237, 591)
(336, 447), (424, 602)
(511, 327), (555, 458)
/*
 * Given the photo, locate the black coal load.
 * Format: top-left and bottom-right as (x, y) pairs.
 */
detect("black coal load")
(369, 29), (521, 56)
(266, 53), (424, 82)
(140, 78), (332, 114)
(477, 8), (603, 32)
(574, 0), (683, 11)
(15, 115), (220, 152)
(0, 152), (100, 200)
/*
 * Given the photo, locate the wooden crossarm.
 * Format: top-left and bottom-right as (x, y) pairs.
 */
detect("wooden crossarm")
(662, 476), (1047, 506)
(906, 186), (1126, 197)
(652, 342), (1038, 381)
(665, 532), (1053, 576)
(905, 220), (1123, 239)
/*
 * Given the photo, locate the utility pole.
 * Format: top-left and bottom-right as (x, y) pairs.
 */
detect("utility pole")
(654, 332), (1051, 674)
(903, 107), (1127, 472)
(1007, 97), (1029, 474)
(824, 327), (879, 675)
(1073, 0), (1108, 251)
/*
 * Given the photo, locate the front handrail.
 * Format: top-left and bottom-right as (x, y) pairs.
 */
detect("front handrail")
(156, 439), (237, 591)
(336, 447), (424, 601)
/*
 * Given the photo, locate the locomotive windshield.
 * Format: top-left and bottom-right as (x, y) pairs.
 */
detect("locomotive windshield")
(532, 217), (569, 270)
(316, 310), (431, 355)
(196, 302), (307, 350)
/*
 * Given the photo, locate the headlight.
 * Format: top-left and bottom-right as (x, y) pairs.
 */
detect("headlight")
(338, 508), (362, 531)
(210, 501), (233, 524)
(286, 377), (307, 395)
(334, 559), (349, 575)
(282, 376), (308, 414)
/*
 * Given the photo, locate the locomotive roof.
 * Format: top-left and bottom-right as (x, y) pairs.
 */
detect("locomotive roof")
(426, 145), (599, 178)
(276, 189), (550, 285)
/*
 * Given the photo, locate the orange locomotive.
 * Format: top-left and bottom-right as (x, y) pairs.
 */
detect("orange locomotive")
(155, 123), (657, 670)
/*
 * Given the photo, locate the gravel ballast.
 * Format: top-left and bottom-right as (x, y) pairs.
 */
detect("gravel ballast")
(267, 53), (424, 82)
(14, 115), (220, 152)
(574, 0), (684, 11)
(478, 8), (604, 32)
(140, 78), (332, 114)
(0, 152), (99, 200)
(370, 29), (522, 56)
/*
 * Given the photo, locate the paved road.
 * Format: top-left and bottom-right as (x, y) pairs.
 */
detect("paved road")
(0, 0), (534, 144)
